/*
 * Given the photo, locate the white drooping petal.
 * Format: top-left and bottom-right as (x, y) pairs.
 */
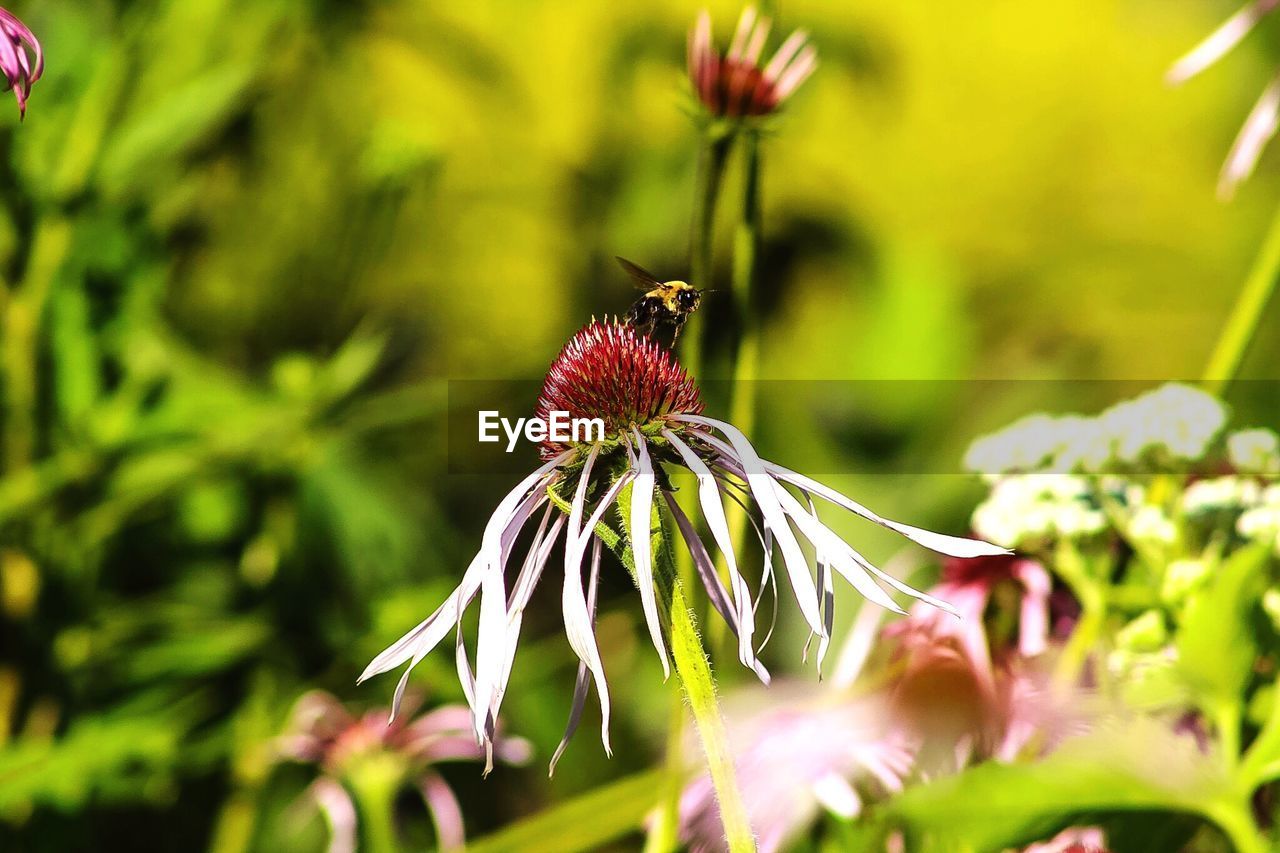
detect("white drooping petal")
(761, 460), (1009, 558)
(665, 492), (771, 684)
(809, 497), (835, 675)
(472, 553), (509, 741)
(455, 618), (476, 712)
(360, 583), (465, 684)
(770, 480), (961, 618)
(508, 510), (563, 615)
(1221, 71), (1280, 199)
(1167, 0), (1280, 84)
(561, 445), (625, 755)
(362, 450), (571, 715)
(486, 513), (567, 745)
(561, 562), (610, 754)
(550, 537), (604, 776)
(666, 428), (756, 668)
(480, 450), (573, 576)
(678, 415), (825, 635)
(550, 662), (590, 777)
(769, 481), (903, 614)
(630, 431), (670, 678)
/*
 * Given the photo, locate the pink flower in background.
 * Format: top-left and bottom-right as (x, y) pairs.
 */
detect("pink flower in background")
(0, 6), (41, 118)
(688, 7), (817, 118)
(1023, 826), (1109, 853)
(1168, 0), (1280, 198)
(884, 554), (1051, 708)
(678, 685), (911, 853)
(277, 691), (530, 853)
(882, 554), (1065, 772)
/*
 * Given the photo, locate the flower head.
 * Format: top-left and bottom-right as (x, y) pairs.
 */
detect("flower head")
(688, 7), (817, 119)
(361, 319), (1004, 768)
(0, 7), (41, 119)
(1168, 0), (1280, 197)
(535, 319), (703, 459)
(277, 691), (530, 851)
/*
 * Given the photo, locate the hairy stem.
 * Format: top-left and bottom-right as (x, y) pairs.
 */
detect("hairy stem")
(667, 569), (756, 852)
(1202, 197), (1280, 394)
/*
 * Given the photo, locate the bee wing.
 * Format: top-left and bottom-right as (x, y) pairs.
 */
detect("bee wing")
(615, 256), (663, 291)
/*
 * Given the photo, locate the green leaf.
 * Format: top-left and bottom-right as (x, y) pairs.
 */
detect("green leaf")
(0, 712), (182, 813)
(886, 719), (1228, 850)
(1175, 544), (1271, 705)
(98, 64), (256, 198)
(49, 282), (101, 426)
(466, 770), (663, 853)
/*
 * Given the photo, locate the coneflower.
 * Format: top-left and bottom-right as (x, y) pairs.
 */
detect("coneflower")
(360, 319), (1005, 768)
(276, 691), (530, 852)
(688, 7), (817, 119)
(0, 6), (41, 118)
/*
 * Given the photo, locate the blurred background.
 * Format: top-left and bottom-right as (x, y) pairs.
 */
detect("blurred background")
(1, 0), (1278, 849)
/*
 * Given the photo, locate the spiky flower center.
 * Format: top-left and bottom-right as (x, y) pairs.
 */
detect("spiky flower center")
(707, 59), (779, 117)
(536, 320), (704, 458)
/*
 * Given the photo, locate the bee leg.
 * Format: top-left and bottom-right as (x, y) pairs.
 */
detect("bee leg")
(670, 318), (688, 345)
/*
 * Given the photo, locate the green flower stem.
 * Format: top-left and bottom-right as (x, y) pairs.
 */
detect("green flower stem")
(665, 561), (756, 853)
(1202, 197), (1280, 395)
(599, 472), (755, 852)
(1206, 796), (1269, 853)
(1052, 542), (1108, 686)
(682, 130), (733, 380)
(345, 755), (403, 853)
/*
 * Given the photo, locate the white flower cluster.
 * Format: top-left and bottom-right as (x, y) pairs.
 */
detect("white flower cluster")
(1181, 476), (1263, 517)
(964, 384), (1227, 477)
(1238, 484), (1280, 556)
(971, 475), (1108, 549)
(966, 385), (1280, 555)
(1228, 428), (1280, 477)
(1104, 384), (1226, 464)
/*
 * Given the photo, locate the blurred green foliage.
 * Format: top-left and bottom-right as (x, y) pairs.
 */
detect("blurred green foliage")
(1, 0), (1279, 850)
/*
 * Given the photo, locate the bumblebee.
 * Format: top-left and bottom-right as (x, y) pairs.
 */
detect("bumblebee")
(616, 256), (703, 343)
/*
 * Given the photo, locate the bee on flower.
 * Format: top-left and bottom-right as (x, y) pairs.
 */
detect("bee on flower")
(360, 318), (1005, 769)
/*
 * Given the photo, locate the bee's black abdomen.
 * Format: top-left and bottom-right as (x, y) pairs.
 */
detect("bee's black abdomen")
(626, 296), (663, 330)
